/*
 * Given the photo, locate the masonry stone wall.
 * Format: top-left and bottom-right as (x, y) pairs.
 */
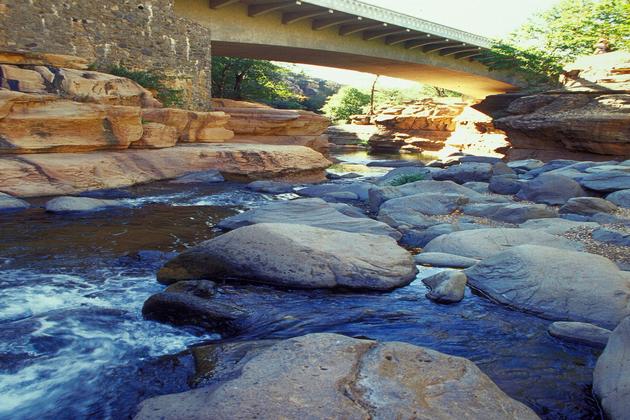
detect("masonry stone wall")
(0, 0), (212, 110)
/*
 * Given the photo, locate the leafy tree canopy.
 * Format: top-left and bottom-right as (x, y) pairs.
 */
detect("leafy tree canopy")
(321, 87), (371, 122)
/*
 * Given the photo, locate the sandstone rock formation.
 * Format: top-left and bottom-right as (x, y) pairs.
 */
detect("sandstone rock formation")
(134, 333), (539, 420)
(211, 98), (330, 153)
(495, 52), (630, 161)
(0, 144), (331, 197)
(157, 223), (417, 290)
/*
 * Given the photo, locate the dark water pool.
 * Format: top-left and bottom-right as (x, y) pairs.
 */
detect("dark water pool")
(0, 154), (603, 419)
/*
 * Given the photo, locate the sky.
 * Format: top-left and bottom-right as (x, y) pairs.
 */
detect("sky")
(281, 0), (562, 88)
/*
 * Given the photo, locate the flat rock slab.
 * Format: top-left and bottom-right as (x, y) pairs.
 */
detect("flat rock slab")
(433, 162), (494, 184)
(0, 144), (332, 197)
(559, 197), (618, 215)
(415, 252), (480, 268)
(465, 245), (630, 329)
(424, 228), (582, 259)
(397, 180), (484, 200)
(520, 218), (599, 235)
(45, 196), (125, 212)
(594, 317), (630, 420)
(245, 180), (294, 194)
(157, 223), (417, 290)
(548, 321), (611, 348)
(217, 198), (400, 239)
(607, 189), (630, 208)
(134, 333), (539, 420)
(581, 172), (630, 192)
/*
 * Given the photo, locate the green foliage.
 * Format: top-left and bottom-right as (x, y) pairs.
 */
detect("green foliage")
(108, 66), (183, 107)
(482, 0), (630, 89)
(389, 173), (426, 186)
(322, 87), (371, 122)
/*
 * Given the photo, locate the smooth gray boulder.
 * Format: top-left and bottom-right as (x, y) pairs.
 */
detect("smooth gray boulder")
(593, 317), (630, 420)
(157, 223), (417, 290)
(170, 170), (224, 184)
(489, 175), (522, 195)
(433, 162), (493, 184)
(297, 182), (371, 201)
(217, 198), (400, 239)
(559, 197), (618, 216)
(422, 270), (468, 303)
(424, 228), (582, 259)
(323, 191), (359, 201)
(492, 162), (516, 176)
(580, 172), (630, 192)
(592, 228), (630, 247)
(414, 252), (480, 268)
(368, 185), (404, 213)
(507, 159), (544, 171)
(463, 203), (556, 224)
(585, 164), (630, 174)
(462, 181), (490, 193)
(379, 192), (468, 219)
(246, 180), (294, 194)
(465, 245), (630, 329)
(0, 192), (29, 211)
(400, 223), (484, 248)
(607, 189), (630, 208)
(45, 196), (125, 213)
(134, 333), (539, 420)
(377, 166), (431, 185)
(516, 174), (587, 205)
(397, 180), (484, 199)
(520, 218), (599, 235)
(328, 202), (367, 219)
(548, 321), (611, 348)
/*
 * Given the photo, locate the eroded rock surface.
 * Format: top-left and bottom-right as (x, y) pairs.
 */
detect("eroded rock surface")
(135, 333), (539, 420)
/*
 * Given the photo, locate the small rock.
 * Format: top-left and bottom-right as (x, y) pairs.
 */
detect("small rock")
(45, 196), (125, 213)
(0, 192), (29, 211)
(400, 223), (483, 248)
(246, 181), (294, 194)
(366, 159), (424, 168)
(580, 172), (630, 192)
(377, 166), (431, 185)
(520, 218), (599, 235)
(170, 170), (224, 184)
(592, 228), (630, 247)
(548, 321), (611, 348)
(462, 181), (489, 193)
(422, 270), (467, 303)
(559, 197), (618, 216)
(415, 252), (479, 268)
(492, 162), (516, 176)
(507, 159), (544, 171)
(489, 175), (522, 195)
(323, 191), (360, 201)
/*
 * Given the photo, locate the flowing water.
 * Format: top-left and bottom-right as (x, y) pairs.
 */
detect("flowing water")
(0, 152), (603, 419)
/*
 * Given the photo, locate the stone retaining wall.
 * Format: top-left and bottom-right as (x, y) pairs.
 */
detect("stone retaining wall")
(0, 0), (212, 110)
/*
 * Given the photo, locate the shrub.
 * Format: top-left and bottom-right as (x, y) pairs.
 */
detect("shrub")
(322, 87), (371, 122)
(108, 66), (184, 107)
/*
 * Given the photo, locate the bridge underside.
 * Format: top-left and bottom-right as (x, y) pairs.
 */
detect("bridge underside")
(175, 0), (523, 98)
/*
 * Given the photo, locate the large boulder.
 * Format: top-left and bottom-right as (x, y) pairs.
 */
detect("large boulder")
(424, 228), (582, 259)
(400, 222), (484, 248)
(157, 223), (417, 290)
(135, 333), (539, 420)
(516, 174), (587, 205)
(0, 144), (331, 198)
(141, 107), (232, 143)
(377, 193), (468, 229)
(520, 218), (599, 235)
(548, 321), (611, 348)
(433, 162), (494, 184)
(422, 270), (468, 303)
(593, 316), (630, 420)
(415, 252), (480, 268)
(465, 245), (630, 329)
(397, 180), (484, 199)
(217, 198), (400, 239)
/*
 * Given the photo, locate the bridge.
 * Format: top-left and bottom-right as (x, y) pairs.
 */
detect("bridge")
(174, 0), (523, 98)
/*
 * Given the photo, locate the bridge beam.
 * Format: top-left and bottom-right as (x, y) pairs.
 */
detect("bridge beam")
(363, 28), (408, 41)
(406, 39), (450, 50)
(248, 1), (294, 17)
(439, 46), (479, 57)
(455, 50), (482, 59)
(283, 8), (331, 24)
(385, 33), (429, 46)
(339, 21), (385, 36)
(209, 0), (240, 9)
(422, 42), (461, 53)
(311, 15), (357, 30)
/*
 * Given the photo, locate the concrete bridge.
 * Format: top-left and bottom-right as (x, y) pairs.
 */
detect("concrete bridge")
(174, 0), (523, 98)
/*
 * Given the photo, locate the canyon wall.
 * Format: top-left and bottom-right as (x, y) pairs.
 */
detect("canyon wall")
(0, 0), (212, 110)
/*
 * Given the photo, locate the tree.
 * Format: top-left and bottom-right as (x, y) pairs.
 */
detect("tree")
(211, 56), (301, 106)
(483, 0), (630, 89)
(321, 87), (371, 122)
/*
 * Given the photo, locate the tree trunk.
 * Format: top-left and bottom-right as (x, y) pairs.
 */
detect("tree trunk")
(369, 74), (380, 115)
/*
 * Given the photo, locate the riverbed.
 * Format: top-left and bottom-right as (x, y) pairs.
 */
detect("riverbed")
(0, 151), (603, 419)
